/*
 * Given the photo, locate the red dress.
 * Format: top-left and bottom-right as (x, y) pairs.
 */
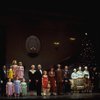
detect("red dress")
(42, 75), (48, 89)
(48, 71), (56, 92)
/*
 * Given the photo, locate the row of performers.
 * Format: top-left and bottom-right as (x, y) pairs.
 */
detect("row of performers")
(0, 60), (99, 96)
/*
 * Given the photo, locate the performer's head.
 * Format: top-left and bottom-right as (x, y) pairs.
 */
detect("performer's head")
(50, 67), (54, 71)
(22, 78), (25, 82)
(78, 66), (82, 71)
(57, 64), (61, 69)
(84, 66), (88, 70)
(43, 70), (47, 75)
(73, 68), (77, 72)
(12, 59), (17, 65)
(3, 65), (6, 70)
(8, 78), (11, 82)
(31, 65), (35, 70)
(38, 64), (42, 70)
(65, 65), (68, 70)
(18, 62), (23, 66)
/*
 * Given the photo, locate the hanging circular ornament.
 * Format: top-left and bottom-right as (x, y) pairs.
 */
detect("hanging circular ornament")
(25, 35), (41, 55)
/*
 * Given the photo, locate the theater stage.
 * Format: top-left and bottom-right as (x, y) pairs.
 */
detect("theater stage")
(0, 93), (100, 100)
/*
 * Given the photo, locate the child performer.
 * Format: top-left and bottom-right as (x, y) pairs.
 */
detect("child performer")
(42, 70), (49, 96)
(14, 77), (21, 97)
(16, 62), (24, 81)
(7, 66), (14, 80)
(6, 78), (14, 97)
(21, 78), (27, 96)
(11, 60), (18, 79)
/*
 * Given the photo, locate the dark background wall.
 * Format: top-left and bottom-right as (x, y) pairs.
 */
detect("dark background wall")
(0, 7), (98, 77)
(5, 15), (82, 71)
(0, 26), (6, 68)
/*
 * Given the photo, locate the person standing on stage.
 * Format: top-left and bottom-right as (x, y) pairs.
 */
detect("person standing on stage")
(11, 60), (18, 79)
(91, 67), (99, 93)
(55, 64), (63, 95)
(35, 64), (42, 96)
(20, 78), (27, 96)
(71, 68), (78, 92)
(0, 65), (8, 96)
(16, 62), (24, 81)
(42, 70), (49, 96)
(6, 78), (14, 97)
(14, 76), (21, 97)
(28, 65), (36, 96)
(48, 67), (56, 95)
(83, 66), (90, 93)
(76, 66), (84, 92)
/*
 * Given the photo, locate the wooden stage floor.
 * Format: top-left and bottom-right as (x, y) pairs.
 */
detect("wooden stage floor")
(0, 93), (100, 100)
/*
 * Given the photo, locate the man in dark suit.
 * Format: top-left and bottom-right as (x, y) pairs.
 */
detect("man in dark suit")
(35, 64), (42, 96)
(0, 65), (8, 96)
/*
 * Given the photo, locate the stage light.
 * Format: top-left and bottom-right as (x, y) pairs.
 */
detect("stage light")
(69, 37), (76, 40)
(85, 33), (88, 35)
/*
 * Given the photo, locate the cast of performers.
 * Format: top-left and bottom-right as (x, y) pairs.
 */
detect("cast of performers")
(0, 59), (100, 97)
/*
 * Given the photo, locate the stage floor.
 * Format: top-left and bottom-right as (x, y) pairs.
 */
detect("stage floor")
(0, 93), (100, 100)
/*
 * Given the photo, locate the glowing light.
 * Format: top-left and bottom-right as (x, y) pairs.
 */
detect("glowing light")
(53, 42), (60, 45)
(85, 33), (88, 35)
(69, 37), (76, 40)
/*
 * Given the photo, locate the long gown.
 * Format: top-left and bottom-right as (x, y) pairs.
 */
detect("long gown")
(28, 70), (36, 91)
(21, 82), (27, 95)
(14, 80), (21, 94)
(16, 66), (24, 79)
(48, 71), (56, 92)
(6, 82), (14, 96)
(42, 75), (48, 89)
(12, 65), (18, 78)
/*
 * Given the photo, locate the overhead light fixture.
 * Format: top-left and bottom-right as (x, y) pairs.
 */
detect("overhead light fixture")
(69, 37), (76, 40)
(85, 33), (88, 35)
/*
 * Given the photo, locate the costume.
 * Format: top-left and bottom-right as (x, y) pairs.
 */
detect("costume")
(76, 70), (84, 91)
(0, 67), (8, 96)
(7, 68), (14, 79)
(28, 70), (36, 91)
(48, 71), (56, 94)
(12, 65), (18, 78)
(16, 66), (24, 79)
(14, 80), (21, 95)
(63, 77), (71, 93)
(35, 69), (42, 96)
(21, 82), (27, 96)
(42, 75), (48, 89)
(55, 68), (63, 95)
(71, 72), (78, 91)
(6, 82), (14, 96)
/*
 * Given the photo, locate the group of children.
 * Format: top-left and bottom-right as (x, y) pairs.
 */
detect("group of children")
(5, 60), (27, 97)
(6, 77), (27, 97)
